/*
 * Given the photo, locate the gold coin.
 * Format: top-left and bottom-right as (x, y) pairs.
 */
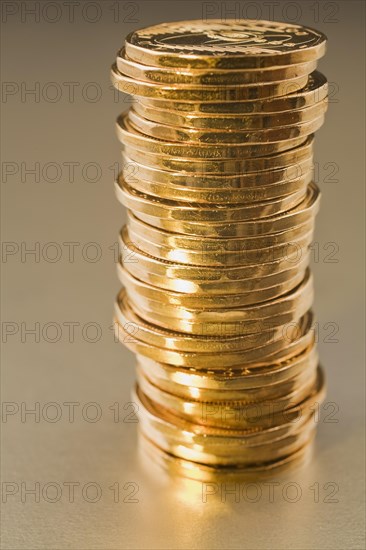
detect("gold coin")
(134, 379), (323, 438)
(139, 409), (316, 464)
(122, 152), (313, 190)
(140, 422), (315, 466)
(118, 271), (313, 337)
(121, 228), (313, 268)
(116, 289), (311, 352)
(125, 302), (313, 338)
(127, 108), (325, 144)
(115, 312), (315, 367)
(138, 431), (314, 481)
(122, 236), (312, 268)
(117, 114), (308, 158)
(132, 98), (328, 130)
(123, 214), (314, 261)
(119, 270), (313, 326)
(116, 179), (307, 223)
(122, 271), (312, 320)
(114, 304), (314, 367)
(123, 134), (314, 174)
(139, 362), (317, 407)
(137, 361), (317, 404)
(131, 182), (320, 237)
(137, 367), (318, 431)
(136, 343), (318, 397)
(112, 19), (328, 475)
(111, 64), (309, 102)
(118, 49), (317, 85)
(125, 213), (314, 254)
(124, 277), (313, 337)
(137, 405), (316, 447)
(119, 254), (311, 296)
(124, 20), (326, 69)
(122, 162), (312, 203)
(119, 256), (312, 306)
(137, 71), (327, 114)
(134, 367), (325, 447)
(135, 378), (324, 439)
(119, 225), (312, 280)
(135, 370), (325, 438)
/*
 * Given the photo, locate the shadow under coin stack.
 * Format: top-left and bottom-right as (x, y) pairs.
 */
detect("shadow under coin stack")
(111, 20), (328, 481)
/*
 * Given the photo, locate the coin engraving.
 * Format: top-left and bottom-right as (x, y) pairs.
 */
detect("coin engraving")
(128, 20), (325, 56)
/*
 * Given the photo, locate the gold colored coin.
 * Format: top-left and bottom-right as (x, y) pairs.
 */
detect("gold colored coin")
(139, 409), (316, 464)
(114, 312), (315, 367)
(116, 179), (307, 223)
(122, 238), (312, 268)
(112, 20), (328, 475)
(117, 114), (308, 158)
(121, 229), (312, 269)
(132, 99), (328, 130)
(111, 64), (309, 102)
(137, 367), (318, 431)
(123, 134), (314, 174)
(119, 270), (313, 338)
(137, 360), (317, 404)
(122, 162), (313, 203)
(134, 369), (325, 441)
(122, 217), (314, 263)
(119, 254), (311, 296)
(132, 182), (320, 237)
(122, 152), (313, 190)
(114, 302), (314, 368)
(136, 343), (318, 397)
(140, 422), (315, 466)
(122, 273), (312, 320)
(119, 226), (312, 290)
(134, 367), (325, 445)
(116, 289), (311, 352)
(115, 271), (313, 341)
(119, 259), (312, 307)
(125, 20), (327, 69)
(134, 378), (323, 439)
(118, 49), (317, 85)
(137, 368), (319, 422)
(120, 267), (308, 310)
(125, 213), (314, 254)
(127, 108), (325, 144)
(125, 302), (313, 338)
(135, 374), (324, 438)
(138, 431), (314, 481)
(137, 71), (327, 114)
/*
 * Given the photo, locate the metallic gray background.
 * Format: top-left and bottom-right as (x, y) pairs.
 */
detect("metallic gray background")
(1, 1), (365, 548)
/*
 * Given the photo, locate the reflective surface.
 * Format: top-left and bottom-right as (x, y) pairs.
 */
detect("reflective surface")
(1, 1), (365, 548)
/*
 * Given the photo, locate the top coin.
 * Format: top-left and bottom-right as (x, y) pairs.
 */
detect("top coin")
(125, 20), (327, 69)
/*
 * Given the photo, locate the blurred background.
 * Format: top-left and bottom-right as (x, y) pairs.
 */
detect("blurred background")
(1, 1), (365, 548)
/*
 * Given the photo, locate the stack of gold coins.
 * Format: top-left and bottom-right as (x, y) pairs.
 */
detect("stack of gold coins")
(111, 20), (328, 481)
